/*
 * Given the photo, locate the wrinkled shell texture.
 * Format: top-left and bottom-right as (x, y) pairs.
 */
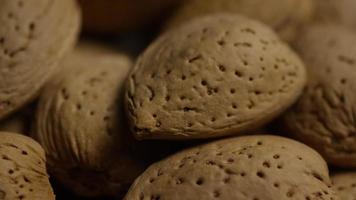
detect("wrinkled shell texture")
(34, 45), (144, 197)
(332, 173), (356, 200)
(282, 25), (356, 167)
(0, 132), (54, 200)
(314, 0), (356, 30)
(126, 14), (306, 140)
(0, 0), (81, 120)
(166, 0), (314, 41)
(79, 0), (180, 33)
(124, 135), (337, 200)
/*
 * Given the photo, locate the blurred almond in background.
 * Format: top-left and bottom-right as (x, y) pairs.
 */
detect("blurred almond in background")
(79, 0), (182, 34)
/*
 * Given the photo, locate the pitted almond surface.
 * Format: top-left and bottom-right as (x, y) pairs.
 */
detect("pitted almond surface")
(332, 173), (356, 200)
(34, 43), (145, 197)
(282, 25), (356, 167)
(0, 132), (54, 200)
(0, 0), (81, 120)
(124, 135), (337, 200)
(126, 14), (306, 140)
(166, 0), (314, 42)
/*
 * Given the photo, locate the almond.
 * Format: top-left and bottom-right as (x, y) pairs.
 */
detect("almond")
(282, 25), (356, 167)
(0, 0), (81, 120)
(0, 132), (54, 200)
(33, 43), (145, 197)
(165, 0), (315, 42)
(124, 135), (337, 200)
(126, 14), (306, 140)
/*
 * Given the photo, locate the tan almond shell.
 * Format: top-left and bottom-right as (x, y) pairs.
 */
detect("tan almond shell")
(0, 132), (54, 200)
(314, 0), (356, 30)
(33, 43), (145, 197)
(332, 173), (356, 200)
(124, 135), (338, 200)
(126, 14), (306, 140)
(165, 0), (315, 42)
(78, 0), (180, 34)
(0, 0), (81, 120)
(282, 25), (356, 167)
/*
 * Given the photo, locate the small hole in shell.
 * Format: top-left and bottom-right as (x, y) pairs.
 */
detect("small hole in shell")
(213, 190), (220, 198)
(232, 103), (238, 109)
(196, 177), (204, 185)
(256, 171), (265, 178)
(341, 79), (347, 84)
(217, 40), (225, 46)
(262, 161), (270, 168)
(235, 70), (242, 77)
(29, 22), (35, 31)
(218, 64), (226, 72)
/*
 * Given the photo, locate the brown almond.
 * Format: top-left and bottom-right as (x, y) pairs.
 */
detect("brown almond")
(0, 0), (81, 120)
(314, 0), (356, 30)
(126, 14), (306, 140)
(79, 0), (180, 34)
(281, 25), (356, 167)
(0, 132), (54, 200)
(332, 173), (356, 200)
(33, 43), (145, 197)
(165, 0), (315, 42)
(124, 135), (338, 200)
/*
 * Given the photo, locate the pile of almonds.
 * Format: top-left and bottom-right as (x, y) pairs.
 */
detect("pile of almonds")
(1, 0), (356, 199)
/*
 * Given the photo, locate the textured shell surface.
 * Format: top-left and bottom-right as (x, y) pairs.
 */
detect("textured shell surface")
(282, 25), (356, 167)
(34, 43), (146, 197)
(126, 14), (306, 140)
(166, 0), (315, 41)
(332, 173), (356, 200)
(0, 132), (54, 200)
(0, 0), (81, 120)
(124, 135), (338, 200)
